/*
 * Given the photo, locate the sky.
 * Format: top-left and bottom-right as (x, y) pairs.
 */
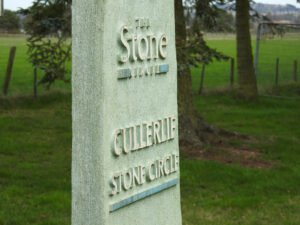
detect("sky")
(257, 0), (299, 6)
(5, 0), (34, 11)
(3, 0), (300, 11)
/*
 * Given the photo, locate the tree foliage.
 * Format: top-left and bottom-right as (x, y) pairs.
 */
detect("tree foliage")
(20, 0), (72, 88)
(0, 10), (20, 33)
(185, 0), (235, 29)
(178, 0), (231, 73)
(178, 33), (230, 71)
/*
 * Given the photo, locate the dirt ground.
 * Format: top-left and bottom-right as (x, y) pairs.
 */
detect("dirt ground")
(181, 135), (273, 169)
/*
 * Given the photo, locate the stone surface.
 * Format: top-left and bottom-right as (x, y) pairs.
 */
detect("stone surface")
(0, 0), (3, 16)
(72, 0), (182, 225)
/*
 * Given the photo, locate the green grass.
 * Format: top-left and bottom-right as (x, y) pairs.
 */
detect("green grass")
(0, 93), (71, 225)
(0, 37), (300, 224)
(181, 92), (300, 225)
(1, 90), (299, 225)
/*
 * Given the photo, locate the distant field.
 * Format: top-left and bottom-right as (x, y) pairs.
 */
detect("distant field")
(192, 35), (300, 94)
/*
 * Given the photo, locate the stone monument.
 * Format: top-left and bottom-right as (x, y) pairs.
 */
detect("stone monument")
(72, 0), (182, 224)
(0, 0), (3, 16)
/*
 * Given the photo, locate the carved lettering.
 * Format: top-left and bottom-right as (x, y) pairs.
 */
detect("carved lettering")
(113, 116), (177, 157)
(110, 153), (179, 196)
(118, 19), (168, 64)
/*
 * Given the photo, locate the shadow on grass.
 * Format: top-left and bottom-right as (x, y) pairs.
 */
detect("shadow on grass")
(0, 91), (71, 110)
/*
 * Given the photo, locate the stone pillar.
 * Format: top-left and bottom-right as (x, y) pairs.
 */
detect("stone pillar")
(72, 1), (182, 224)
(0, 0), (4, 16)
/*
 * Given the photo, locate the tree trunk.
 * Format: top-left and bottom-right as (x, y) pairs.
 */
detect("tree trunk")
(236, 0), (258, 99)
(175, 0), (222, 147)
(175, 0), (193, 118)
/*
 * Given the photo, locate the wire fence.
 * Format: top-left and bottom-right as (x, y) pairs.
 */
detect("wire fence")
(0, 35), (71, 97)
(193, 28), (300, 97)
(255, 23), (300, 95)
(1, 32), (299, 98)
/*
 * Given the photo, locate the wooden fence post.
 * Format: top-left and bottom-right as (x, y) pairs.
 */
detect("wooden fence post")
(275, 58), (279, 86)
(198, 64), (206, 95)
(293, 60), (298, 82)
(229, 58), (235, 89)
(33, 66), (38, 98)
(2, 46), (17, 96)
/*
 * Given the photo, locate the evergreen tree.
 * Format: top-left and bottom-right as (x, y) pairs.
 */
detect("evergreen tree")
(20, 0), (72, 88)
(0, 10), (20, 33)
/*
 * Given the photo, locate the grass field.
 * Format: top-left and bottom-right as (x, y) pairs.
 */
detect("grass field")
(0, 36), (300, 224)
(192, 36), (300, 94)
(182, 92), (300, 224)
(0, 37), (71, 96)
